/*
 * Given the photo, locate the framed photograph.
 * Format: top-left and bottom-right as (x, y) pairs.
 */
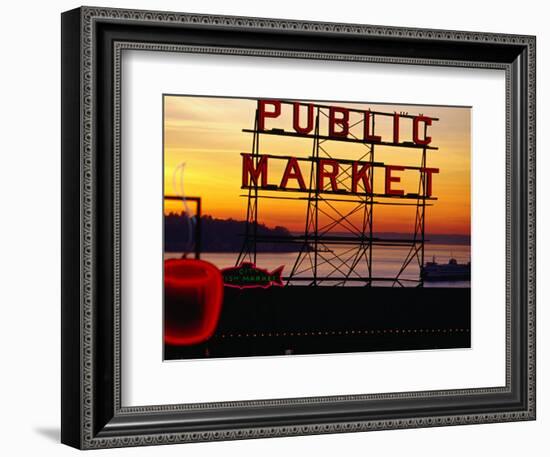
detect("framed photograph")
(61, 6), (536, 449)
(162, 95), (473, 361)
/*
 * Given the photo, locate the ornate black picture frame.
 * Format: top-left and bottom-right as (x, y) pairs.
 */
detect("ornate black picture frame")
(61, 6), (536, 449)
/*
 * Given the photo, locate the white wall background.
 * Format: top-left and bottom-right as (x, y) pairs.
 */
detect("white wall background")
(0, 0), (545, 455)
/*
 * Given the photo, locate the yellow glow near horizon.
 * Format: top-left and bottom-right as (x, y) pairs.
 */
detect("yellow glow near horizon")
(164, 96), (471, 235)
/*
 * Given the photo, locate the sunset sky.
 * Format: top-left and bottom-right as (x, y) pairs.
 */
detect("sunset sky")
(164, 95), (471, 236)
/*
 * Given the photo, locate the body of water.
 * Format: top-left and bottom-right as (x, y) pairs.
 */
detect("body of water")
(165, 243), (470, 288)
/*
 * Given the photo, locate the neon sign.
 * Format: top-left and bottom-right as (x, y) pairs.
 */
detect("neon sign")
(241, 100), (440, 199)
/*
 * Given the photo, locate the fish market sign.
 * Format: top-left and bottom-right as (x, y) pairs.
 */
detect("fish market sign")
(241, 99), (440, 199)
(222, 263), (284, 289)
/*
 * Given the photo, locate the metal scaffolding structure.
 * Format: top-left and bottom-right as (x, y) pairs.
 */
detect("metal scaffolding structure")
(236, 100), (438, 287)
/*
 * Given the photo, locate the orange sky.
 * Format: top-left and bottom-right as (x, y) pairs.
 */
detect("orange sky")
(164, 95), (471, 235)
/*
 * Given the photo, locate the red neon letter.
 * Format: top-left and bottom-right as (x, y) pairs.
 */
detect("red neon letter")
(351, 162), (372, 194)
(280, 157), (306, 190)
(385, 165), (405, 196)
(242, 154), (268, 187)
(393, 112), (400, 144)
(364, 111), (381, 143)
(420, 167), (439, 197)
(328, 107), (349, 138)
(293, 102), (314, 135)
(317, 159), (339, 192)
(258, 100), (281, 131)
(413, 115), (433, 145)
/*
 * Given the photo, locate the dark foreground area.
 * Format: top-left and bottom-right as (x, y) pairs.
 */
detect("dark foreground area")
(164, 286), (471, 360)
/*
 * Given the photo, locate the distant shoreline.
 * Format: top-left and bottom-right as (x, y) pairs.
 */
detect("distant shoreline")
(164, 239), (471, 254)
(164, 213), (470, 253)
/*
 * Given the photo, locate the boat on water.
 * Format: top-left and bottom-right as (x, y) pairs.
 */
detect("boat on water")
(421, 256), (470, 281)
